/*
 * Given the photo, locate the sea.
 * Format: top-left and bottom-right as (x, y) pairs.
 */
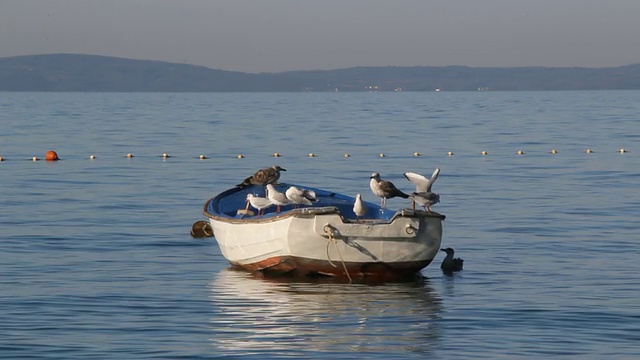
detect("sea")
(1, 90), (639, 359)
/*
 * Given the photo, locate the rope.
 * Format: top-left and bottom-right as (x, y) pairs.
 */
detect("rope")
(324, 225), (352, 283)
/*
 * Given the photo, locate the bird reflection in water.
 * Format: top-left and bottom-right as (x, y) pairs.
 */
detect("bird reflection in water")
(207, 269), (444, 355)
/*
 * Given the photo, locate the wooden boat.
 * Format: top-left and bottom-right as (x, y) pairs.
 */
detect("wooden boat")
(203, 183), (445, 281)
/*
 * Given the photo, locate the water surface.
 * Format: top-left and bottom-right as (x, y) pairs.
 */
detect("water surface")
(1, 91), (639, 358)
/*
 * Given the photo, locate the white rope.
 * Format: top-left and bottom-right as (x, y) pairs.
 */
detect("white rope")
(324, 226), (352, 283)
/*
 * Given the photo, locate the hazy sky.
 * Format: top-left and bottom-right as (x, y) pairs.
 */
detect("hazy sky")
(2, 0), (639, 73)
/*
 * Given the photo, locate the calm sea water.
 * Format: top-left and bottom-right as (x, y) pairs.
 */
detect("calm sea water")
(1, 91), (639, 359)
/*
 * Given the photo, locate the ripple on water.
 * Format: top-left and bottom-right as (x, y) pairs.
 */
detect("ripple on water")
(207, 269), (444, 357)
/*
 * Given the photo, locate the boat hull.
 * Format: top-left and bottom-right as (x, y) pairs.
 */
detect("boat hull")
(206, 203), (443, 280)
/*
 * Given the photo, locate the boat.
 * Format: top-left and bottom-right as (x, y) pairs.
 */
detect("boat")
(202, 183), (445, 281)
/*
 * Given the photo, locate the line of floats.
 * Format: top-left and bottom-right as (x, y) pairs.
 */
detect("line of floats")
(0, 148), (632, 162)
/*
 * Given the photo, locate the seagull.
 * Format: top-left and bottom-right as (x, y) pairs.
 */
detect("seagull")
(285, 186), (317, 207)
(411, 192), (440, 213)
(237, 165), (286, 188)
(440, 247), (464, 273)
(266, 184), (291, 212)
(404, 168), (440, 193)
(246, 194), (274, 216)
(404, 168), (441, 212)
(353, 193), (366, 220)
(369, 172), (409, 209)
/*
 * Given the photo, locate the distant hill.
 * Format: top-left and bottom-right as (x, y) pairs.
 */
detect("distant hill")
(2, 54), (640, 92)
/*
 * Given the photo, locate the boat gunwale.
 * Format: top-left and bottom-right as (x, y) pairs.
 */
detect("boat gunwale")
(202, 184), (445, 224)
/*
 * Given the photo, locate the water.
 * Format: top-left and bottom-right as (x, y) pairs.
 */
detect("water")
(1, 91), (639, 359)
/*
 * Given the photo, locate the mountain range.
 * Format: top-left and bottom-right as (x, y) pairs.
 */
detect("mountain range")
(1, 54), (640, 92)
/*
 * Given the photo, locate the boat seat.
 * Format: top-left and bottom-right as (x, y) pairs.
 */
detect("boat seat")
(236, 209), (255, 217)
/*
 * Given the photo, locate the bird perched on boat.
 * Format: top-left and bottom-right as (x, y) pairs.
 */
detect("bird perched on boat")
(369, 172), (410, 209)
(266, 184), (291, 212)
(245, 194), (274, 216)
(411, 191), (440, 213)
(404, 168), (441, 212)
(285, 186), (317, 207)
(440, 247), (464, 273)
(353, 193), (366, 220)
(237, 165), (286, 188)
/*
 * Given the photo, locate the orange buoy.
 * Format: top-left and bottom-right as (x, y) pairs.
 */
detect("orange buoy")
(45, 150), (59, 161)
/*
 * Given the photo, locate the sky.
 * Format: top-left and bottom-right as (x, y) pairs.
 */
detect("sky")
(1, 0), (640, 73)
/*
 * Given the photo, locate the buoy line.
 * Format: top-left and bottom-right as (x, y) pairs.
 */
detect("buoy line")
(0, 148), (632, 163)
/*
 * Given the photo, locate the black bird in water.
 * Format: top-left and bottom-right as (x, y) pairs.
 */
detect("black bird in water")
(237, 165), (286, 188)
(440, 247), (464, 273)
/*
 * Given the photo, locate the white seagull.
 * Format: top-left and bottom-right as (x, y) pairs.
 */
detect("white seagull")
(369, 172), (410, 210)
(245, 194), (274, 216)
(266, 184), (291, 212)
(285, 186), (317, 207)
(353, 193), (366, 220)
(404, 168), (441, 212)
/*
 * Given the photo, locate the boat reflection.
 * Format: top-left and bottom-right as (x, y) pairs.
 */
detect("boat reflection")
(208, 269), (444, 355)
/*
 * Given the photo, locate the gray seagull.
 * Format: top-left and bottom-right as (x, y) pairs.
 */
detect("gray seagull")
(369, 172), (409, 210)
(237, 165), (286, 188)
(404, 168), (441, 212)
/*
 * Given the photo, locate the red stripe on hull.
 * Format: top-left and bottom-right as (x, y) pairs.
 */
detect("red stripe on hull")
(229, 256), (433, 281)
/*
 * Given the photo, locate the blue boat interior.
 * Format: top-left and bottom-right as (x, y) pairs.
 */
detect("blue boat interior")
(207, 183), (398, 221)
